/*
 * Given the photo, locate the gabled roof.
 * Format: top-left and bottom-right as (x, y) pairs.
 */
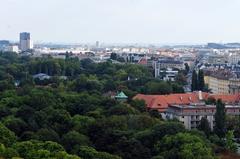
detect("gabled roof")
(133, 92), (240, 112)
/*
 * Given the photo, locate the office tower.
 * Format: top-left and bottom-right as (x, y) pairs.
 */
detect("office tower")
(96, 41), (99, 48)
(19, 32), (33, 51)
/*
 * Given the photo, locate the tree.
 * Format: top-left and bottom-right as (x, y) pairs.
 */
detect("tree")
(198, 70), (205, 91)
(214, 99), (226, 138)
(61, 131), (91, 152)
(205, 97), (216, 105)
(2, 116), (28, 136)
(75, 146), (121, 159)
(0, 123), (17, 147)
(12, 140), (81, 159)
(191, 70), (198, 91)
(197, 117), (211, 137)
(155, 133), (215, 159)
(184, 63), (190, 75)
(145, 81), (173, 95)
(0, 143), (19, 158)
(226, 130), (237, 152)
(175, 73), (187, 85)
(107, 104), (137, 116)
(71, 115), (95, 134)
(34, 128), (60, 143)
(152, 122), (185, 140)
(112, 138), (151, 159)
(171, 83), (184, 93)
(130, 99), (146, 112)
(110, 53), (118, 60)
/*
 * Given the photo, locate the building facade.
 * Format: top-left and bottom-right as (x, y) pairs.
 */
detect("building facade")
(207, 76), (230, 94)
(20, 32), (33, 51)
(204, 69), (238, 94)
(134, 92), (240, 129)
(166, 104), (240, 130)
(228, 51), (240, 64)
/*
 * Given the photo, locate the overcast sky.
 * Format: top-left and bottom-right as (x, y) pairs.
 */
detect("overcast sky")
(1, 0), (240, 44)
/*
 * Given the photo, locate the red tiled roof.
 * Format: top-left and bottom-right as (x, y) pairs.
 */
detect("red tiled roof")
(133, 92), (240, 113)
(209, 94), (240, 104)
(138, 57), (147, 65)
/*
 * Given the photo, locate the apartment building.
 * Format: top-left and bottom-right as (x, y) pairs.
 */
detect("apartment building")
(134, 92), (240, 129)
(204, 69), (237, 94)
(228, 51), (240, 64)
(229, 78), (240, 94)
(166, 104), (240, 130)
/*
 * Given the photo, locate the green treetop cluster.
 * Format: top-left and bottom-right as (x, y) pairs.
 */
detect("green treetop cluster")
(0, 51), (233, 159)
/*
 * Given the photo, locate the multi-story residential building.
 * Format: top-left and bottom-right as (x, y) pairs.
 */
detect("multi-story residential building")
(156, 69), (178, 81)
(228, 51), (240, 64)
(134, 92), (240, 130)
(229, 78), (240, 94)
(166, 104), (240, 130)
(158, 59), (184, 70)
(153, 58), (184, 78)
(208, 54), (227, 64)
(204, 69), (237, 94)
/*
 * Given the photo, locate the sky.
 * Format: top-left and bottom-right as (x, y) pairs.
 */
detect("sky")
(1, 0), (240, 44)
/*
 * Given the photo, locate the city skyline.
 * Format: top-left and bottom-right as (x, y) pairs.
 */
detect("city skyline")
(1, 0), (240, 44)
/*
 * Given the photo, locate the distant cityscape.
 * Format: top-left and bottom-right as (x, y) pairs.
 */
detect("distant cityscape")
(2, 32), (240, 95)
(2, 32), (240, 132)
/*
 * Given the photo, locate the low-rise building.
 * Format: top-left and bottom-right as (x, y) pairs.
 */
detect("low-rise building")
(134, 92), (240, 129)
(6, 45), (19, 53)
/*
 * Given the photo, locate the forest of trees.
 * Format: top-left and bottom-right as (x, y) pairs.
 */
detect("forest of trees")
(0, 51), (238, 159)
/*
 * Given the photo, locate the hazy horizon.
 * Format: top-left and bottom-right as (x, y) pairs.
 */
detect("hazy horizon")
(1, 0), (240, 44)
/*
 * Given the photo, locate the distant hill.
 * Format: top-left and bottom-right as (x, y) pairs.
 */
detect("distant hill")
(207, 42), (240, 49)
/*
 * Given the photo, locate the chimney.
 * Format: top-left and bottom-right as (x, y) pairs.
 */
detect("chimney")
(198, 91), (203, 100)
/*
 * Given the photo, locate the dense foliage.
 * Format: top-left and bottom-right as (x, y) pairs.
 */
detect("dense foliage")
(0, 52), (217, 159)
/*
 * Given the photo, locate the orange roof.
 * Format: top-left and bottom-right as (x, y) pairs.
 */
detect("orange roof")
(133, 92), (240, 112)
(138, 57), (147, 65)
(209, 94), (240, 104)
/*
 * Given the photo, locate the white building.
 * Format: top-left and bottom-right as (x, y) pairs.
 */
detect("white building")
(228, 51), (240, 64)
(6, 45), (19, 53)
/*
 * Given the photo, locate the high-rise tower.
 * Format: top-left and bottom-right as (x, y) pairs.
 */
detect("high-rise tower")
(19, 32), (33, 51)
